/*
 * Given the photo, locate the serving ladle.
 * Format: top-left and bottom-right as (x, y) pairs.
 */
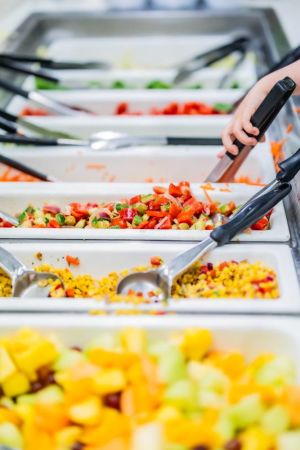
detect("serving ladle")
(117, 182), (291, 301)
(0, 246), (62, 297)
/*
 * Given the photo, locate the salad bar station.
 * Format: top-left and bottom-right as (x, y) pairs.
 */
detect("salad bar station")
(0, 5), (299, 450)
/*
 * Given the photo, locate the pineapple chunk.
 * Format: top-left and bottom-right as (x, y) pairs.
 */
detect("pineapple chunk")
(2, 372), (30, 397)
(181, 329), (212, 361)
(240, 426), (274, 450)
(0, 346), (17, 383)
(12, 339), (58, 379)
(120, 328), (147, 353)
(68, 396), (102, 426)
(93, 369), (126, 395)
(55, 426), (82, 448)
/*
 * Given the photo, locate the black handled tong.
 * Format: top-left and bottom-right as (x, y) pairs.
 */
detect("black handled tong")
(206, 77), (296, 183)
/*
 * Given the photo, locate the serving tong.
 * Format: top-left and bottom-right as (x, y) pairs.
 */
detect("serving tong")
(206, 77), (296, 183)
(0, 53), (111, 70)
(0, 78), (94, 116)
(173, 36), (250, 85)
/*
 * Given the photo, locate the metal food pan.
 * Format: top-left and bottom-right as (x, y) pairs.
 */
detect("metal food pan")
(0, 315), (300, 373)
(0, 242), (298, 314)
(7, 89), (242, 116)
(0, 141), (275, 183)
(24, 67), (256, 91)
(0, 182), (289, 242)
(25, 115), (231, 138)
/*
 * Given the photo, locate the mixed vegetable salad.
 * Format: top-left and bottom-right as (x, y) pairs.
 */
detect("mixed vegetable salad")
(0, 183), (272, 231)
(0, 326), (297, 450)
(0, 254), (279, 300)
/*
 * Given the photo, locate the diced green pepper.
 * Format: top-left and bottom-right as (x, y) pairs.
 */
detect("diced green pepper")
(111, 80), (127, 89)
(136, 203), (148, 215)
(213, 102), (233, 113)
(133, 215), (143, 227)
(146, 80), (172, 89)
(55, 213), (65, 225)
(161, 203), (170, 212)
(18, 211), (27, 224)
(115, 203), (128, 212)
(141, 194), (154, 203)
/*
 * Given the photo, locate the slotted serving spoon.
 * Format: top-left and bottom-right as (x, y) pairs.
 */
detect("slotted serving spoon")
(0, 246), (62, 297)
(117, 182), (291, 301)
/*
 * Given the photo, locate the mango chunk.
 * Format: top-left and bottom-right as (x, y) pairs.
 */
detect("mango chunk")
(93, 369), (126, 395)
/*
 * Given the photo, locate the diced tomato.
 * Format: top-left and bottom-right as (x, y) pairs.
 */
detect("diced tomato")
(145, 218), (157, 229)
(153, 186), (167, 195)
(205, 224), (214, 230)
(169, 183), (182, 197)
(69, 203), (89, 220)
(147, 210), (169, 218)
(184, 198), (203, 214)
(119, 208), (138, 222)
(111, 218), (127, 229)
(150, 256), (162, 266)
(176, 211), (194, 226)
(115, 102), (129, 115)
(43, 205), (61, 215)
(1, 221), (14, 228)
(66, 288), (75, 297)
(136, 221), (148, 229)
(129, 195), (141, 205)
(169, 203), (182, 219)
(156, 217), (172, 229)
(66, 255), (80, 266)
(251, 216), (269, 231)
(48, 219), (61, 228)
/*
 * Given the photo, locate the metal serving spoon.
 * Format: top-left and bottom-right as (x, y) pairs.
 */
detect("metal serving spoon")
(117, 182), (291, 301)
(0, 131), (222, 150)
(0, 246), (63, 297)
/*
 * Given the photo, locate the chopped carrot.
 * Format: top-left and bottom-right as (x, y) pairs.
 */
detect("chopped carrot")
(271, 139), (286, 172)
(200, 183), (215, 191)
(286, 123), (294, 134)
(234, 176), (265, 186)
(86, 163), (106, 170)
(0, 167), (38, 182)
(66, 255), (80, 266)
(220, 188), (231, 192)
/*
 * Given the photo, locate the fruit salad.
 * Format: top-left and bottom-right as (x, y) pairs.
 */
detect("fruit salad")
(0, 182), (272, 231)
(0, 256), (279, 300)
(0, 327), (298, 450)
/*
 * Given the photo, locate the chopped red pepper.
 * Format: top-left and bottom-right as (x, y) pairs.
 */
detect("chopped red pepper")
(66, 255), (80, 266)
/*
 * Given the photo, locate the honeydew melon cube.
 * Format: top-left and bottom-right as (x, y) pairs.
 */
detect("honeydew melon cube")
(84, 333), (119, 352)
(158, 347), (186, 384)
(277, 431), (300, 450)
(255, 357), (296, 387)
(230, 394), (265, 429)
(215, 412), (235, 441)
(16, 394), (36, 406)
(262, 405), (290, 434)
(53, 348), (86, 371)
(164, 379), (197, 410)
(132, 423), (164, 450)
(36, 385), (64, 404)
(0, 422), (23, 449)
